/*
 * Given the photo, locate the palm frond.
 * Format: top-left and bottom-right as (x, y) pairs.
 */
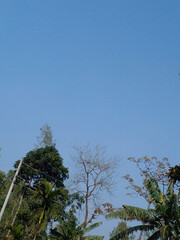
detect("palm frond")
(123, 205), (155, 223)
(50, 228), (65, 238)
(84, 235), (104, 240)
(147, 230), (160, 240)
(106, 209), (135, 221)
(160, 225), (173, 239)
(106, 206), (155, 223)
(110, 224), (154, 240)
(84, 222), (103, 234)
(144, 178), (162, 205)
(165, 180), (174, 197)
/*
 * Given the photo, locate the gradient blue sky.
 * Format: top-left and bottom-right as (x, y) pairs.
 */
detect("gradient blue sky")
(0, 0), (180, 238)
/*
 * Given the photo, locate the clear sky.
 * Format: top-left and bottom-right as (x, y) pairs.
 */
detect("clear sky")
(0, 0), (180, 238)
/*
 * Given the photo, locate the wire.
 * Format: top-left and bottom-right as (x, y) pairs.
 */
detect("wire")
(7, 162), (79, 204)
(0, 167), (74, 231)
(15, 175), (69, 203)
(21, 162), (66, 187)
(6, 181), (65, 235)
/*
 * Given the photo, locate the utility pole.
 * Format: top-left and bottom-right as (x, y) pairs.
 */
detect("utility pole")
(0, 158), (24, 222)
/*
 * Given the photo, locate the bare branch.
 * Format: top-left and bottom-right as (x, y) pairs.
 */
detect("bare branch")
(70, 143), (120, 228)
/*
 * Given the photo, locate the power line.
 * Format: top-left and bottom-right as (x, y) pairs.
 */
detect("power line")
(15, 176), (69, 203)
(15, 175), (83, 210)
(21, 162), (66, 186)
(17, 161), (79, 202)
(1, 162), (78, 211)
(0, 161), (80, 233)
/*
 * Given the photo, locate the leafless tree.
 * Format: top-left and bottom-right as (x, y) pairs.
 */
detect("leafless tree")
(70, 144), (119, 229)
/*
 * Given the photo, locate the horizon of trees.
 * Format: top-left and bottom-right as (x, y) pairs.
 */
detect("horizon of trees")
(0, 125), (179, 240)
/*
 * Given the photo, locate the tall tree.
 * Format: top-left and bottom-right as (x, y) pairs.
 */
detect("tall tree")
(14, 146), (69, 188)
(70, 144), (119, 229)
(1, 126), (83, 239)
(12, 125), (69, 238)
(12, 146), (69, 239)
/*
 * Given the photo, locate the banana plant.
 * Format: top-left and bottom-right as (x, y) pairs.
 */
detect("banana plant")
(106, 178), (180, 240)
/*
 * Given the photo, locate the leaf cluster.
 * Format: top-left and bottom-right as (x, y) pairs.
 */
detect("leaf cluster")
(106, 179), (180, 240)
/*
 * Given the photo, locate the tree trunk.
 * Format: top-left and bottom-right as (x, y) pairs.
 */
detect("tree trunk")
(84, 194), (88, 229)
(83, 173), (89, 229)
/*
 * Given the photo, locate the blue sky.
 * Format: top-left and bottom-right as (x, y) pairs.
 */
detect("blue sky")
(0, 0), (180, 238)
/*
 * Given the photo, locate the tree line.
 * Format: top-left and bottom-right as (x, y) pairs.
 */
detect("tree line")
(0, 125), (179, 240)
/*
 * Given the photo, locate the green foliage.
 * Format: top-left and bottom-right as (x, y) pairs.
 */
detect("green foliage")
(110, 225), (154, 240)
(106, 179), (180, 240)
(106, 206), (155, 223)
(0, 170), (26, 239)
(15, 146), (69, 188)
(0, 171), (8, 207)
(29, 180), (68, 239)
(3, 144), (70, 240)
(144, 178), (162, 204)
(168, 164), (180, 183)
(7, 224), (29, 240)
(50, 214), (83, 240)
(0, 170), (14, 206)
(0, 129), (86, 240)
(110, 221), (135, 240)
(50, 215), (104, 240)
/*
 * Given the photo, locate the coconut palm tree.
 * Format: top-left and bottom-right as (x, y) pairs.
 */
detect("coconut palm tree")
(30, 180), (68, 240)
(106, 178), (180, 240)
(50, 214), (104, 240)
